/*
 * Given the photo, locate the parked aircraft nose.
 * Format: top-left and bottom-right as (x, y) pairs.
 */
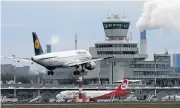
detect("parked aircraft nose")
(56, 93), (62, 98)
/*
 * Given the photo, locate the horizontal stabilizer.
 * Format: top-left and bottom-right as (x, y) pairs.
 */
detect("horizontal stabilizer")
(1, 56), (33, 63)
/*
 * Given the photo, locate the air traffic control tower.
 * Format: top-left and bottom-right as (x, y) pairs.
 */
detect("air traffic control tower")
(89, 14), (148, 84)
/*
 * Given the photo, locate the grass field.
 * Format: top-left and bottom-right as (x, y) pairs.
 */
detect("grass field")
(2, 104), (180, 108)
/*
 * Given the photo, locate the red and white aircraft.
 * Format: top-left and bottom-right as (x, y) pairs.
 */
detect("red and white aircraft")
(56, 79), (133, 102)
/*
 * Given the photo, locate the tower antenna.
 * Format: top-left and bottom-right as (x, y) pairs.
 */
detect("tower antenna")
(107, 13), (110, 19)
(165, 48), (168, 54)
(75, 33), (77, 50)
(123, 9), (124, 19)
(122, 8), (126, 20)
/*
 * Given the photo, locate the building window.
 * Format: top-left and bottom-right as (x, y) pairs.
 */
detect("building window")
(96, 44), (137, 48)
(123, 51), (136, 54)
(97, 51), (136, 55)
(129, 64), (135, 68)
(103, 22), (130, 29)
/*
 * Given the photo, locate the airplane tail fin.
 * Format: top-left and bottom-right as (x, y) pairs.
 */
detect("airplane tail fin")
(32, 32), (44, 55)
(116, 78), (129, 91)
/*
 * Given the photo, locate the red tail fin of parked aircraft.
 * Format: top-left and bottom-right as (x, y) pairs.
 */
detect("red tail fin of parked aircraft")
(116, 78), (129, 91)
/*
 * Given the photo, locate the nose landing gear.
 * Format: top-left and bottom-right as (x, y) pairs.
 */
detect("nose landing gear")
(47, 70), (54, 75)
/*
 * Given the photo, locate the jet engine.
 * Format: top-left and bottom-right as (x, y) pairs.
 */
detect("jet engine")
(85, 62), (96, 70)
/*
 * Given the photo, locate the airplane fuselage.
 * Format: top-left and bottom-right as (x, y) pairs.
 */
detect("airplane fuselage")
(31, 50), (92, 69)
(57, 90), (131, 101)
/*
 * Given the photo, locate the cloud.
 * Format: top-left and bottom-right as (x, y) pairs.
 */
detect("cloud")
(1, 23), (29, 28)
(136, 0), (180, 32)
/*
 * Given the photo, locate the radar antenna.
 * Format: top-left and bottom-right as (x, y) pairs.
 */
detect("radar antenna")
(107, 13), (110, 19)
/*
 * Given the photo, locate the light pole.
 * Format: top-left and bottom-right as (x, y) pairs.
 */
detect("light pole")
(37, 71), (40, 97)
(13, 60), (16, 98)
(154, 56), (157, 98)
(98, 63), (101, 85)
(13, 74), (16, 98)
(112, 62), (114, 85)
(34, 64), (41, 97)
(98, 61), (103, 91)
(75, 33), (77, 50)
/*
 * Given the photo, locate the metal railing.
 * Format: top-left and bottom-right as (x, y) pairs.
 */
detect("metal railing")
(1, 84), (180, 89)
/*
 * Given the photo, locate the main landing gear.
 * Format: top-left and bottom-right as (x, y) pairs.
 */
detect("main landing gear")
(74, 70), (85, 75)
(73, 71), (80, 75)
(46, 67), (55, 76)
(47, 70), (54, 75)
(73, 65), (85, 76)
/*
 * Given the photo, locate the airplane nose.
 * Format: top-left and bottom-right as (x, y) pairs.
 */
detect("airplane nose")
(31, 57), (34, 61)
(56, 94), (61, 98)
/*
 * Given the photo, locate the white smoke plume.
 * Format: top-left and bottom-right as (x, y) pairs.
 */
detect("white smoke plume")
(136, 0), (180, 31)
(50, 35), (60, 45)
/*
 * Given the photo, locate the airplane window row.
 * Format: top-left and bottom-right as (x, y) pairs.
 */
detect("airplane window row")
(134, 71), (170, 75)
(130, 64), (170, 68)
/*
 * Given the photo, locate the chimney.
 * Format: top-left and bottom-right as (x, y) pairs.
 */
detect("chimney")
(140, 30), (147, 54)
(140, 30), (146, 40)
(46, 44), (51, 53)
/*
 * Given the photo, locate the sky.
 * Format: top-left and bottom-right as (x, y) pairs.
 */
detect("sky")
(1, 1), (180, 67)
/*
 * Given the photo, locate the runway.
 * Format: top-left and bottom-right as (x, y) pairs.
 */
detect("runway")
(2, 101), (180, 105)
(2, 102), (180, 108)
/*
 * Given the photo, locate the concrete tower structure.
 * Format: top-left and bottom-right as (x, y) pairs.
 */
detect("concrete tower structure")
(89, 14), (148, 84)
(140, 30), (147, 54)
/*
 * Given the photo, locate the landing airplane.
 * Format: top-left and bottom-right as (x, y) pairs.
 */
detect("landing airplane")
(56, 79), (133, 102)
(1, 32), (113, 75)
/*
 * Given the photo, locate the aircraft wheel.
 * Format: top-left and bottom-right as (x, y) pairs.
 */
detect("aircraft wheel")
(50, 71), (54, 75)
(74, 71), (77, 75)
(47, 71), (51, 75)
(82, 69), (85, 73)
(76, 71), (80, 75)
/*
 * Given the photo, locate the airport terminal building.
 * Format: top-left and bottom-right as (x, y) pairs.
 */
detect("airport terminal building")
(85, 15), (178, 86)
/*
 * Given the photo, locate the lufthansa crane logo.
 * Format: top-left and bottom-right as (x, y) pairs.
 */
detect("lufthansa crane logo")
(34, 40), (40, 49)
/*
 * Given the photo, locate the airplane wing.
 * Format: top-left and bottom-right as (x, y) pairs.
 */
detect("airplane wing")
(1, 55), (33, 63)
(67, 56), (114, 67)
